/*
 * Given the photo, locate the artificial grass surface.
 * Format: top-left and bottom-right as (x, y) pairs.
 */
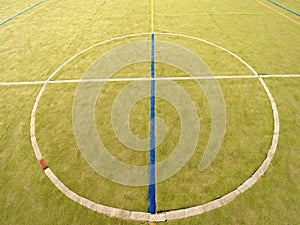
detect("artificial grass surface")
(1, 0), (299, 224)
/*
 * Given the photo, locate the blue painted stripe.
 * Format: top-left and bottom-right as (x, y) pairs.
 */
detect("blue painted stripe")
(148, 33), (156, 214)
(267, 0), (300, 17)
(0, 0), (47, 27)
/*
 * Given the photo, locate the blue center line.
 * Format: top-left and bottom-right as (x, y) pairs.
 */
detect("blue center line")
(267, 0), (300, 17)
(0, 0), (47, 27)
(148, 33), (156, 214)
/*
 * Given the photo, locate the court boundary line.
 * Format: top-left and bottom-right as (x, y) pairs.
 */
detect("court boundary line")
(1, 74), (299, 86)
(256, 0), (300, 25)
(267, 0), (300, 17)
(0, 0), (47, 27)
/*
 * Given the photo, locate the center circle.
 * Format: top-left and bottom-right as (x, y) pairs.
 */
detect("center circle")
(30, 32), (279, 222)
(72, 39), (226, 186)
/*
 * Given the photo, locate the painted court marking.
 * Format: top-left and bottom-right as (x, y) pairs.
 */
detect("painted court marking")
(151, 0), (154, 33)
(148, 33), (156, 214)
(0, 74), (300, 86)
(267, 0), (300, 17)
(27, 32), (282, 222)
(256, 0), (300, 25)
(0, 0), (47, 27)
(0, 0), (295, 222)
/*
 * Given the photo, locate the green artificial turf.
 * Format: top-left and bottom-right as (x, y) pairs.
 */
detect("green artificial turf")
(0, 0), (299, 224)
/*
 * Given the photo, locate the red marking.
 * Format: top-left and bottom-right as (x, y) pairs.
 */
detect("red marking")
(39, 159), (48, 170)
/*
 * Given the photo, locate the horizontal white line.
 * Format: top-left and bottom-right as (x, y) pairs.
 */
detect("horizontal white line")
(0, 74), (299, 86)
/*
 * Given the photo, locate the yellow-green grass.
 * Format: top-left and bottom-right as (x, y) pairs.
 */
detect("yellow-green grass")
(1, 0), (300, 224)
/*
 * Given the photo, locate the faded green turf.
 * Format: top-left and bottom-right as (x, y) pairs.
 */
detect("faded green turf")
(1, 0), (300, 224)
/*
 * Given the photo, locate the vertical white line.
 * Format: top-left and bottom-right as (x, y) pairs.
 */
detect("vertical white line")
(151, 0), (154, 33)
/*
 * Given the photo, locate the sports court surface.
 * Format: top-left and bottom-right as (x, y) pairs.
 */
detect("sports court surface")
(0, 0), (299, 224)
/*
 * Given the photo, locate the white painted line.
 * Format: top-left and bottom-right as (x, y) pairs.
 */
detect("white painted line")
(151, 0), (154, 33)
(1, 74), (300, 86)
(0, 81), (45, 86)
(258, 74), (300, 78)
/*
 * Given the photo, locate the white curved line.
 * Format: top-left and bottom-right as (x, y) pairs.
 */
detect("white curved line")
(30, 32), (280, 222)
